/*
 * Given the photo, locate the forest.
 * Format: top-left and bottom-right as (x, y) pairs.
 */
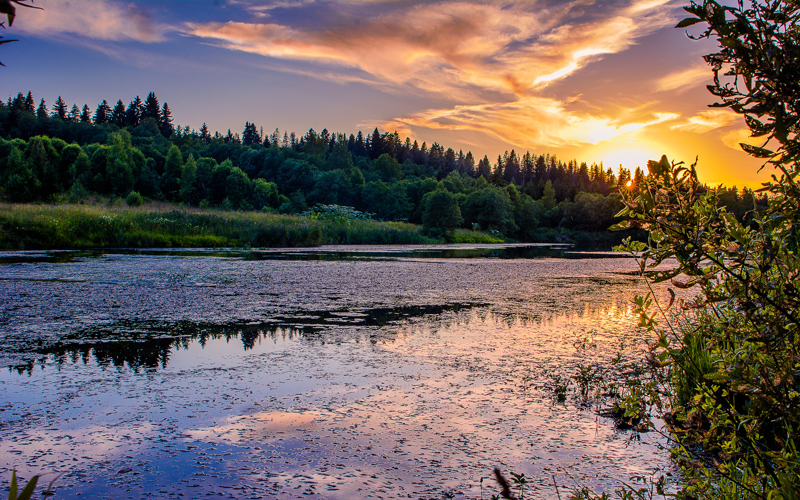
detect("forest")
(0, 90), (763, 241)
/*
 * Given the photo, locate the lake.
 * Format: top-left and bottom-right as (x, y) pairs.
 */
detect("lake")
(0, 244), (676, 499)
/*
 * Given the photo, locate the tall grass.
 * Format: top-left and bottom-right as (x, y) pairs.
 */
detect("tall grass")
(0, 203), (452, 249)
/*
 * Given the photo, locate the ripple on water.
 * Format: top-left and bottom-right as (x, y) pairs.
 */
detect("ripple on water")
(0, 245), (678, 499)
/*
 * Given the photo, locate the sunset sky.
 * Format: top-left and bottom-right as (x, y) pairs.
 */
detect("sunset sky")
(2, 0), (768, 187)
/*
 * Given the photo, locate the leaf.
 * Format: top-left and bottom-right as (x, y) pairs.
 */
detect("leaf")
(671, 278), (694, 289)
(676, 17), (704, 28)
(704, 372), (729, 382)
(9, 469), (18, 500)
(0, 0), (16, 26)
(16, 475), (39, 500)
(609, 220), (632, 231)
(740, 143), (775, 158)
(0, 1), (41, 27)
(666, 288), (676, 310)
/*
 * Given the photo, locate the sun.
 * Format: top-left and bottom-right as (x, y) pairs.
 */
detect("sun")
(599, 147), (655, 173)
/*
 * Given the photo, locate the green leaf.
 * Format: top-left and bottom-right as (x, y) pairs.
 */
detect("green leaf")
(609, 220), (632, 231)
(9, 469), (18, 500)
(704, 372), (729, 382)
(16, 475), (39, 500)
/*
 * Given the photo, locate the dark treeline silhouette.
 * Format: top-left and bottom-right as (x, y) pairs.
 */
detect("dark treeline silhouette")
(0, 91), (765, 239)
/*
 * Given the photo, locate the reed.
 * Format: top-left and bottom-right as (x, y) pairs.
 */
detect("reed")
(0, 202), (448, 249)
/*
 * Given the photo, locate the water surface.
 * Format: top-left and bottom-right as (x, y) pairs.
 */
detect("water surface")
(0, 244), (675, 499)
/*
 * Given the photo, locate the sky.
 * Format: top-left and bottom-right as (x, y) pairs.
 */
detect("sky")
(1, 0), (769, 187)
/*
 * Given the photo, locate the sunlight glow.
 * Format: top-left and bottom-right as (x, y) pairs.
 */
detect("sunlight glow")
(596, 145), (657, 172)
(533, 63), (578, 85)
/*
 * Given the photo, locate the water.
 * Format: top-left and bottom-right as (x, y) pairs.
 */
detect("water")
(0, 244), (676, 499)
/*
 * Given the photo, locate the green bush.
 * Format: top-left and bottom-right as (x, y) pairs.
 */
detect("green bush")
(606, 2), (800, 498)
(125, 191), (144, 207)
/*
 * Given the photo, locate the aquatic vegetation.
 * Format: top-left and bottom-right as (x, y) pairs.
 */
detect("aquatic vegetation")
(547, 373), (568, 402)
(5, 471), (38, 500)
(4, 470), (62, 500)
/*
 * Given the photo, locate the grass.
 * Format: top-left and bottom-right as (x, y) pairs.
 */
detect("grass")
(0, 202), (506, 249)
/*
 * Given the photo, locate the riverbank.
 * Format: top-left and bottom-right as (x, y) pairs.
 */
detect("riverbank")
(0, 202), (634, 250)
(0, 202), (506, 249)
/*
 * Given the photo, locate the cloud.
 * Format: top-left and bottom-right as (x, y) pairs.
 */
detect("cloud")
(671, 110), (739, 133)
(184, 0), (676, 101)
(656, 65), (710, 92)
(14, 0), (166, 42)
(182, 0), (682, 152)
(391, 98), (679, 150)
(722, 128), (763, 152)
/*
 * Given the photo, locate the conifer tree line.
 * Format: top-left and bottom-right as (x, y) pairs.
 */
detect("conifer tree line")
(0, 90), (765, 239)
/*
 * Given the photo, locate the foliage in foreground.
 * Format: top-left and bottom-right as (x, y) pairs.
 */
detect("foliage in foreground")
(604, 1), (800, 498)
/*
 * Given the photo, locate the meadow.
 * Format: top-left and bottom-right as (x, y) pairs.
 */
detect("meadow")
(0, 202), (505, 250)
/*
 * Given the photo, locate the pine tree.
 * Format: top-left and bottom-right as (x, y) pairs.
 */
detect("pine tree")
(369, 128), (383, 159)
(10, 93), (25, 112)
(242, 122), (260, 146)
(503, 150), (520, 184)
(36, 98), (48, 119)
(355, 131), (366, 156)
(199, 123), (211, 143)
(111, 100), (126, 127)
(94, 100), (111, 124)
(80, 104), (92, 123)
(52, 96), (68, 120)
(159, 103), (173, 137)
(126, 96), (142, 126)
(69, 104), (81, 122)
(24, 91), (35, 113)
(142, 92), (160, 121)
(443, 148), (457, 174)
(464, 151), (476, 177)
(521, 152), (534, 185)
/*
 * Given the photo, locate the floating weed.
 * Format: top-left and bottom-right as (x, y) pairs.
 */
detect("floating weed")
(572, 363), (603, 401)
(510, 472), (528, 499)
(547, 373), (569, 402)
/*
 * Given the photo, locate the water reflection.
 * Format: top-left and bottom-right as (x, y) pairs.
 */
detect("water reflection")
(9, 297), (644, 380)
(0, 247), (675, 499)
(8, 303), (484, 375)
(0, 243), (627, 265)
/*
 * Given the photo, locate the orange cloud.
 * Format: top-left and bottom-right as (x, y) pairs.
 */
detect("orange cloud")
(392, 98), (679, 150)
(184, 1), (675, 100)
(182, 1), (681, 153)
(656, 65), (711, 92)
(671, 110), (739, 133)
(722, 128), (763, 152)
(14, 0), (166, 42)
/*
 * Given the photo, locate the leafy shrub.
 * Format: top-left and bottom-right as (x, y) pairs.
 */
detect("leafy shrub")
(605, 2), (800, 498)
(125, 191), (143, 207)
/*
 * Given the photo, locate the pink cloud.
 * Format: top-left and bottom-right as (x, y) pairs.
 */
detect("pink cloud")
(14, 0), (166, 42)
